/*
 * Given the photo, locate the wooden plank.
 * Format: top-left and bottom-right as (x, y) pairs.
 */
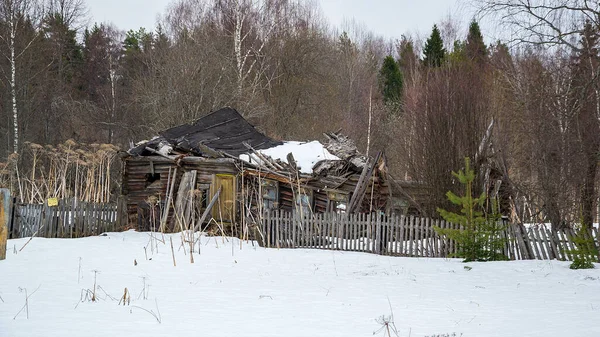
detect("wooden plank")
(83, 202), (88, 238)
(70, 199), (75, 238)
(567, 228), (579, 261)
(364, 213), (369, 253)
(286, 211), (292, 248)
(390, 215), (396, 255)
(507, 224), (517, 260)
(92, 203), (97, 236)
(291, 211), (296, 249)
(413, 217), (419, 257)
(82, 203), (87, 237)
(419, 217), (425, 257)
(388, 215), (394, 255)
(373, 214), (380, 255)
(367, 213), (371, 253)
(280, 211), (286, 248)
(265, 211), (270, 248)
(275, 209), (281, 249)
(0, 189), (9, 260)
(314, 213), (318, 249)
(39, 204), (47, 238)
(10, 200), (18, 239)
(372, 213), (377, 254)
(355, 214), (360, 252)
(529, 227), (542, 259)
(432, 219), (439, 257)
(312, 213), (317, 249)
(344, 213), (349, 251)
(515, 225), (524, 259)
(560, 229), (573, 260)
(408, 216), (414, 257)
(445, 220), (452, 256)
(337, 213), (342, 250)
(264, 211), (268, 248)
(535, 227), (549, 259)
(299, 211), (304, 249)
(335, 213), (340, 250)
(348, 214), (353, 251)
(346, 152), (381, 213)
(332, 213), (338, 250)
(319, 214), (330, 249)
(426, 217), (431, 256)
(353, 213), (359, 252)
(325, 213), (331, 250)
(538, 226), (555, 260)
(399, 215), (404, 255)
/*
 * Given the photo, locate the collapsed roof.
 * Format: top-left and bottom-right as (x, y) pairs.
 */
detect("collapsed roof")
(129, 107), (282, 157)
(127, 107), (380, 180)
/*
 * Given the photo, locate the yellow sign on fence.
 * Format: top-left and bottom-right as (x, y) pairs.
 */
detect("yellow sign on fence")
(47, 198), (58, 207)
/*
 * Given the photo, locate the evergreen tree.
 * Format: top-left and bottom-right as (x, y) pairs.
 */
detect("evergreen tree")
(466, 20), (487, 64)
(434, 157), (508, 262)
(379, 55), (403, 104)
(448, 40), (466, 64)
(43, 13), (83, 84)
(423, 24), (446, 67)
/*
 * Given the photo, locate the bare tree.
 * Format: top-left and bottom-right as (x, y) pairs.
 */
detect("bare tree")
(0, 0), (44, 153)
(46, 0), (88, 29)
(474, 0), (599, 50)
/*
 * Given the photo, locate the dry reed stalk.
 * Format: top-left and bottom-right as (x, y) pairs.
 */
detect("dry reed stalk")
(169, 236), (176, 267)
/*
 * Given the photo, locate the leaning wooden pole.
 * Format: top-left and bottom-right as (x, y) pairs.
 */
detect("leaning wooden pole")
(0, 188), (10, 260)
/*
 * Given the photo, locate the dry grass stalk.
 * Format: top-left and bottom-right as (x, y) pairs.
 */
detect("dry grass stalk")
(4, 140), (119, 203)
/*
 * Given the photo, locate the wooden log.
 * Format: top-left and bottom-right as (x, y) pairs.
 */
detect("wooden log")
(0, 189), (10, 260)
(159, 167), (177, 232)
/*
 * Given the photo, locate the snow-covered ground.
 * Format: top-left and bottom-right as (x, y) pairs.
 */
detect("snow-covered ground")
(1, 231), (600, 337)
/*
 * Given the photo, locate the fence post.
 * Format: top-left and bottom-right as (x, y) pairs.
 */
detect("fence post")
(0, 188), (10, 260)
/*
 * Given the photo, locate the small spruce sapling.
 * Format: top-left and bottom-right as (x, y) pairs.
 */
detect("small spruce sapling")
(568, 224), (597, 269)
(434, 157), (507, 262)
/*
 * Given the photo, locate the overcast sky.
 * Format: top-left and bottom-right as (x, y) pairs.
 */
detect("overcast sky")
(86, 0), (478, 41)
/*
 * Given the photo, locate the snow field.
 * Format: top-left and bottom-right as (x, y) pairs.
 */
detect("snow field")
(1, 230), (600, 337)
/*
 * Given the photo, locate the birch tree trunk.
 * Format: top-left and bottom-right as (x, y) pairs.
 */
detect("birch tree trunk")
(9, 16), (17, 153)
(0, 0), (42, 154)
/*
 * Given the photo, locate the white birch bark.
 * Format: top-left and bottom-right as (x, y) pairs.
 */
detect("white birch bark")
(0, 0), (42, 154)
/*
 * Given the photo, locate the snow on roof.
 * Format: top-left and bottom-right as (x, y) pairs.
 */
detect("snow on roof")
(240, 141), (340, 174)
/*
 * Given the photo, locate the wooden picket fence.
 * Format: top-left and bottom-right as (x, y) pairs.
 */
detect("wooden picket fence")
(9, 199), (119, 239)
(259, 211), (600, 261)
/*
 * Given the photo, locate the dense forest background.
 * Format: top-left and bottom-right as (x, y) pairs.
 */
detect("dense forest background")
(0, 0), (598, 229)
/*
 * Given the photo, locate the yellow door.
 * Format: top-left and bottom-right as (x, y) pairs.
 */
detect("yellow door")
(212, 174), (235, 221)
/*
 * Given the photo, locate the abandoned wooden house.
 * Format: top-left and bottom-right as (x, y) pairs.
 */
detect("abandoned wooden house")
(121, 107), (422, 232)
